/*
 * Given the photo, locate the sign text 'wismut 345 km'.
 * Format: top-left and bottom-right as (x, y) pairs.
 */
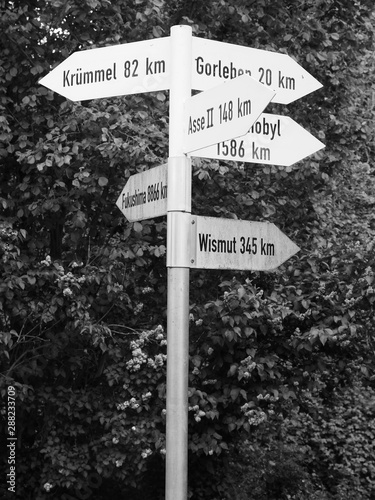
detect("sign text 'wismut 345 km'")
(190, 216), (300, 271)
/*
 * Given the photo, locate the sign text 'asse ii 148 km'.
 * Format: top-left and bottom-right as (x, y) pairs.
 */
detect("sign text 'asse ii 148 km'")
(184, 74), (275, 153)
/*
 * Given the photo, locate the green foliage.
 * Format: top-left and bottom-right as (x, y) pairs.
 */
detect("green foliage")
(1, 0), (375, 499)
(283, 381), (375, 499)
(34, 325), (168, 498)
(228, 439), (328, 500)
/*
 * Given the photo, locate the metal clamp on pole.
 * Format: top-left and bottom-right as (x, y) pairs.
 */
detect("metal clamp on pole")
(167, 156), (192, 214)
(167, 211), (192, 268)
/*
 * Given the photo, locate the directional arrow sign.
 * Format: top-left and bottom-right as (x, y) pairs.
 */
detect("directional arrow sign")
(191, 37), (322, 104)
(39, 37), (170, 101)
(190, 216), (300, 271)
(191, 113), (325, 166)
(116, 163), (167, 222)
(184, 74), (275, 154)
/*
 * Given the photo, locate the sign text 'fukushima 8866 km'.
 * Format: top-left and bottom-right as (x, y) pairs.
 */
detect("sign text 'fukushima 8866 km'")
(116, 164), (167, 222)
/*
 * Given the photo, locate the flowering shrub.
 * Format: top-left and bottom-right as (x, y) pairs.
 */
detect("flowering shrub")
(7, 323), (169, 499)
(0, 218), (169, 498)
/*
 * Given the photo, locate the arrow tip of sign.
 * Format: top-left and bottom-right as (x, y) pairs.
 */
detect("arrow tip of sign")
(39, 73), (56, 93)
(38, 75), (47, 86)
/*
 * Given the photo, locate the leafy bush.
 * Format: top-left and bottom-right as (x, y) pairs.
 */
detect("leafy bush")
(227, 438), (330, 500)
(283, 382), (375, 499)
(1, 1), (375, 499)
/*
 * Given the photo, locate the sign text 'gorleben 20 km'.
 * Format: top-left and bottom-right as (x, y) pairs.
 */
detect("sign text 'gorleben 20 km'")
(191, 37), (322, 104)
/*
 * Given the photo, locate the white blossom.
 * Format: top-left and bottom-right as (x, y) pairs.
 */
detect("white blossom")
(44, 482), (53, 492)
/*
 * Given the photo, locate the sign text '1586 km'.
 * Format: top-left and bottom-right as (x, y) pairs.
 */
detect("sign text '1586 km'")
(192, 113), (325, 166)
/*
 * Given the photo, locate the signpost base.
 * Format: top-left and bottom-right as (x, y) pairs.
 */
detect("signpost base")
(165, 267), (189, 500)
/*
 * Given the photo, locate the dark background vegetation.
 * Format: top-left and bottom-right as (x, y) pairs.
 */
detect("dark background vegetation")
(1, 0), (375, 498)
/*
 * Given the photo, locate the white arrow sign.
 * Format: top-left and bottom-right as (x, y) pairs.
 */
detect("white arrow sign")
(40, 37), (170, 101)
(116, 163), (168, 222)
(191, 113), (325, 166)
(190, 216), (300, 271)
(40, 34), (322, 105)
(191, 37), (322, 104)
(184, 74), (275, 154)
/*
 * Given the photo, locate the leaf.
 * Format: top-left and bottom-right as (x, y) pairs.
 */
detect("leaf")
(230, 388), (240, 401)
(98, 176), (108, 186)
(227, 364), (237, 376)
(152, 26), (163, 38)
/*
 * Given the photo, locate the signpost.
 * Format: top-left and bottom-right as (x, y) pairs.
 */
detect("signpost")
(190, 216), (300, 271)
(40, 25), (323, 500)
(163, 27), (192, 500)
(183, 75), (275, 153)
(191, 113), (325, 166)
(191, 37), (322, 104)
(115, 164), (168, 222)
(39, 37), (170, 101)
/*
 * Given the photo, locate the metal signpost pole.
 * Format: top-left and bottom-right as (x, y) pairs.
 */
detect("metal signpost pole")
(165, 25), (192, 500)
